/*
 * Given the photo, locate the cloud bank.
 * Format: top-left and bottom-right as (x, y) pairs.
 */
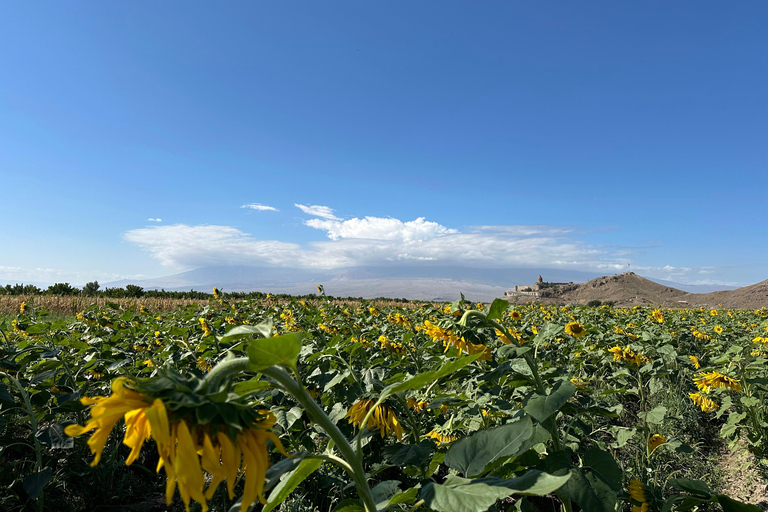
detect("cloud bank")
(124, 214), (625, 272)
(242, 203), (278, 211)
(122, 208), (734, 285)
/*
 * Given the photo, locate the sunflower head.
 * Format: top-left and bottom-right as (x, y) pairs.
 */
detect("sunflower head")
(66, 371), (289, 512)
(565, 321), (586, 338)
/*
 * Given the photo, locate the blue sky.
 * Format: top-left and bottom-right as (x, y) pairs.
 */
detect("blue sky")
(1, 2), (766, 287)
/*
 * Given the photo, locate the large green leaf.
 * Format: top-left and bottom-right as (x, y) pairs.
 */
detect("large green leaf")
(371, 480), (402, 511)
(582, 446), (622, 492)
(640, 405), (667, 425)
(715, 494), (764, 512)
(523, 380), (576, 422)
(543, 452), (618, 512)
(382, 440), (435, 467)
(420, 471), (571, 512)
(263, 457), (323, 512)
(486, 299), (509, 321)
(247, 332), (304, 372)
(445, 416), (533, 477)
(378, 352), (483, 401)
(219, 321), (274, 342)
(23, 468), (52, 500)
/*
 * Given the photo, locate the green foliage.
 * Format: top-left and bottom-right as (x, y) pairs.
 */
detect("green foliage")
(1, 293), (766, 511)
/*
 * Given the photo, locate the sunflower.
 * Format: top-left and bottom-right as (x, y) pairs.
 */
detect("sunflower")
(628, 479), (647, 503)
(66, 378), (288, 512)
(651, 309), (665, 324)
(425, 428), (460, 445)
(509, 310), (522, 321)
(714, 325), (723, 334)
(564, 322), (586, 338)
(689, 392), (719, 412)
(346, 399), (404, 440)
(688, 355), (700, 369)
(199, 318), (212, 337)
(648, 434), (666, 452)
(693, 371), (742, 392)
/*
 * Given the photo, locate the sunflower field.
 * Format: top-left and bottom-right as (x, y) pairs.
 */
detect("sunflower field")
(2, 292), (768, 512)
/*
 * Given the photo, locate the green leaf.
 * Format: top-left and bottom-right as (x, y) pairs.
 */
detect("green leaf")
(582, 446), (622, 492)
(740, 396), (760, 407)
(379, 352), (483, 401)
(332, 499), (365, 512)
(382, 440), (435, 467)
(714, 494), (764, 512)
(36, 421), (74, 449)
(553, 467), (617, 512)
(486, 299), (509, 321)
(371, 480), (402, 511)
(387, 487), (419, 507)
(232, 378), (270, 395)
(0, 383), (15, 406)
(523, 380), (577, 423)
(640, 405), (667, 425)
(445, 416), (533, 478)
(23, 467), (52, 500)
(219, 321), (274, 343)
(669, 479), (713, 498)
(263, 458), (323, 512)
(420, 471), (570, 512)
(247, 332), (304, 372)
(497, 345), (533, 359)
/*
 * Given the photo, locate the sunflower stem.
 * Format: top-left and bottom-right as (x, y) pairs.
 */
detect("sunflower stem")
(262, 366), (378, 512)
(200, 356), (251, 392)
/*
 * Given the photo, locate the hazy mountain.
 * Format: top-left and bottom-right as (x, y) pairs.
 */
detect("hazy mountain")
(101, 265), (606, 301)
(652, 279), (737, 294)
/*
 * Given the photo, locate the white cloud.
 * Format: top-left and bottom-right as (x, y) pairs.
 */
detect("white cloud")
(242, 203), (278, 211)
(148, 218), (163, 222)
(124, 220), (614, 272)
(294, 204), (340, 220)
(121, 215), (742, 286)
(305, 216), (457, 242)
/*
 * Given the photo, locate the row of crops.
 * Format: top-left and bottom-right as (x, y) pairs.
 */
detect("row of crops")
(1, 292), (767, 512)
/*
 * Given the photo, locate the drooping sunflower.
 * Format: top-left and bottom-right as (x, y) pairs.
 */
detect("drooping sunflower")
(628, 479), (647, 503)
(693, 371), (742, 393)
(689, 392), (719, 412)
(688, 355), (700, 369)
(651, 309), (665, 324)
(648, 434), (667, 452)
(425, 427), (460, 445)
(564, 321), (586, 338)
(346, 398), (404, 440)
(66, 376), (288, 512)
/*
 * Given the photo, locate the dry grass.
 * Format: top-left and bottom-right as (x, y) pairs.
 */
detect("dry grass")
(0, 295), (432, 316)
(0, 295), (204, 316)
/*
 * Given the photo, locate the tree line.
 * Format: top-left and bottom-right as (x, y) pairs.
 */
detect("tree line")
(0, 281), (285, 300)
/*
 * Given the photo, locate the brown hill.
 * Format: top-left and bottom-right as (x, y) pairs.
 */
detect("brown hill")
(688, 279), (768, 309)
(555, 272), (691, 307)
(508, 272), (768, 309)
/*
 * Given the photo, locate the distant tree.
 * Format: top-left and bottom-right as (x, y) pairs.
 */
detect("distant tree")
(83, 281), (100, 295)
(47, 282), (79, 295)
(587, 299), (602, 307)
(104, 287), (126, 298)
(124, 284), (145, 298)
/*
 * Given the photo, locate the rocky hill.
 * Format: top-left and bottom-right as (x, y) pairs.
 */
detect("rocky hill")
(506, 272), (768, 309)
(690, 279), (768, 309)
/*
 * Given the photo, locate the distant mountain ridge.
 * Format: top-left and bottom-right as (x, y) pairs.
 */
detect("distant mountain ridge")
(102, 265), (605, 301)
(98, 265), (748, 303)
